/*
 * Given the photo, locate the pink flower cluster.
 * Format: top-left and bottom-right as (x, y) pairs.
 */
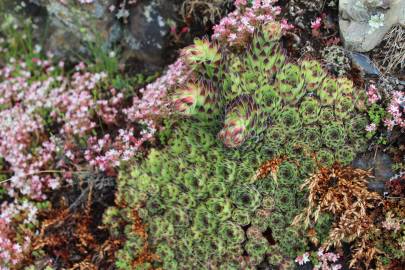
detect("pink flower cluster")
(0, 67), (60, 199)
(96, 89), (124, 124)
(0, 55), (166, 267)
(296, 248), (342, 270)
(212, 0), (282, 47)
(295, 252), (310, 265)
(0, 57), (160, 199)
(84, 127), (154, 175)
(382, 213), (401, 232)
(365, 123), (377, 132)
(366, 84), (381, 104)
(314, 248), (342, 270)
(311, 17), (322, 31)
(384, 91), (404, 130)
(0, 201), (37, 269)
(49, 71), (108, 136)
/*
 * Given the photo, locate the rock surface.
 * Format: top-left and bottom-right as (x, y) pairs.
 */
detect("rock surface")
(1, 0), (182, 67)
(124, 0), (177, 66)
(339, 0), (405, 52)
(33, 0), (120, 62)
(353, 151), (394, 193)
(350, 52), (381, 77)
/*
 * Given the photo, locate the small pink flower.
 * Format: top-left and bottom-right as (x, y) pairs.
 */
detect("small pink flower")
(281, 19), (294, 30)
(311, 17), (322, 30)
(365, 123), (377, 132)
(295, 252), (310, 265)
(235, 0), (247, 7)
(180, 26), (190, 33)
(384, 119), (395, 130)
(367, 84), (381, 104)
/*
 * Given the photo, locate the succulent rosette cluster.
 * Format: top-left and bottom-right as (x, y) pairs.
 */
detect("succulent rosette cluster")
(109, 1), (373, 269)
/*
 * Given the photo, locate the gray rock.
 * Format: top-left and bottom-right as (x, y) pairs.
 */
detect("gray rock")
(353, 151), (394, 193)
(339, 0), (405, 52)
(3, 0), (195, 69)
(349, 52), (381, 77)
(42, 0), (120, 61)
(124, 0), (176, 66)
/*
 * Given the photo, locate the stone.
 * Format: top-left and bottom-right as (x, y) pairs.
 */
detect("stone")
(124, 0), (177, 66)
(349, 52), (381, 77)
(353, 151), (394, 193)
(339, 0), (405, 52)
(42, 0), (121, 62)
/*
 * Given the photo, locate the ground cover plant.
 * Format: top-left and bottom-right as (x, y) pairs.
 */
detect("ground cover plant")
(0, 6), (163, 268)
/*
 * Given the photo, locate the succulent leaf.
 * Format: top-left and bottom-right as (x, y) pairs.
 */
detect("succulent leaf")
(335, 95), (354, 120)
(218, 95), (261, 148)
(318, 78), (339, 106)
(171, 81), (220, 119)
(299, 97), (320, 124)
(275, 63), (306, 105)
(301, 60), (326, 93)
(322, 123), (346, 149)
(277, 107), (301, 132)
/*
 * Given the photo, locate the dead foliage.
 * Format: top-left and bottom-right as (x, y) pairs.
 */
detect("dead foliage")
(294, 164), (385, 269)
(29, 181), (123, 269)
(252, 155), (287, 181)
(375, 25), (405, 74)
(130, 210), (160, 268)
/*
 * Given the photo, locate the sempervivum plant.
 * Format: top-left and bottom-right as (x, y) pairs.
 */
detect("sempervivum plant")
(171, 80), (220, 119)
(335, 95), (354, 120)
(181, 38), (222, 80)
(275, 63), (306, 105)
(322, 123), (346, 149)
(300, 60), (326, 92)
(318, 78), (339, 106)
(115, 2), (374, 268)
(299, 97), (321, 124)
(218, 95), (261, 148)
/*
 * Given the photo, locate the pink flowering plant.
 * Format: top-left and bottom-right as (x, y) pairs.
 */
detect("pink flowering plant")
(364, 84), (404, 143)
(384, 90), (405, 131)
(296, 248), (343, 270)
(212, 0), (293, 48)
(0, 11), (192, 267)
